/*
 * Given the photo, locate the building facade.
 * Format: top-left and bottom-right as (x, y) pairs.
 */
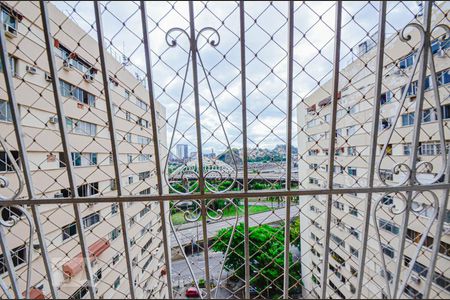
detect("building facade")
(298, 3), (450, 299)
(175, 144), (188, 161)
(0, 1), (168, 299)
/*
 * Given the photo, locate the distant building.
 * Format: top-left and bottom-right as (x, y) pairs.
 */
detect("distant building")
(176, 144), (189, 160)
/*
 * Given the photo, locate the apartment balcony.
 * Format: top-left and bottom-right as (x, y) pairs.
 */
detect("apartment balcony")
(0, 1), (450, 299)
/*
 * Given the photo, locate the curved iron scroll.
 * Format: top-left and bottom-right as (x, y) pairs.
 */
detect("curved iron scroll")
(375, 22), (450, 298)
(169, 199), (238, 299)
(163, 27), (238, 195)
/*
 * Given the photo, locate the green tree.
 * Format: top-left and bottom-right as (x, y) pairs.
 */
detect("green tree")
(212, 223), (301, 297)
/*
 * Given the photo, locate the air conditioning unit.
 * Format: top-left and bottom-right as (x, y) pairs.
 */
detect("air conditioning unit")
(45, 72), (52, 82)
(54, 192), (64, 198)
(83, 73), (94, 82)
(26, 65), (37, 74)
(411, 275), (421, 284)
(48, 116), (58, 124)
(392, 68), (402, 76)
(4, 24), (17, 38)
(63, 59), (73, 70)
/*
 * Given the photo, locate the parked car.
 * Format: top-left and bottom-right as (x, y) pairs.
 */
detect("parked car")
(185, 287), (200, 298)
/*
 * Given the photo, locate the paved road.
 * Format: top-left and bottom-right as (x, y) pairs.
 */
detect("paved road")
(171, 252), (232, 299)
(170, 206), (300, 246)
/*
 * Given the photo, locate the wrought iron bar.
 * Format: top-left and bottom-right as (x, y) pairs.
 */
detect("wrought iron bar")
(93, 2), (136, 298)
(356, 2), (386, 298)
(283, 1), (294, 298)
(423, 25), (450, 297)
(188, 1), (210, 298)
(39, 1), (96, 298)
(3, 183), (450, 206)
(320, 2), (342, 298)
(239, 1), (251, 298)
(139, 1), (173, 298)
(0, 10), (58, 299)
(393, 2), (433, 298)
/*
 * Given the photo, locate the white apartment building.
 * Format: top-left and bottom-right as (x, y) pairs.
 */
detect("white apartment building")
(298, 3), (450, 299)
(0, 1), (168, 299)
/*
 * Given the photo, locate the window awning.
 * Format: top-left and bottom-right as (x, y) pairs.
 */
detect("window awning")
(307, 104), (316, 112)
(318, 96), (331, 107)
(22, 288), (45, 299)
(62, 238), (110, 277)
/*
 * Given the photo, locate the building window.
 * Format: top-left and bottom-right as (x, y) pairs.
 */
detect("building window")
(0, 55), (17, 76)
(0, 150), (19, 172)
(422, 108), (435, 123)
(379, 169), (394, 181)
(347, 167), (357, 176)
(331, 234), (345, 248)
(350, 246), (359, 258)
(0, 99), (12, 122)
(419, 142), (441, 156)
(112, 254), (120, 265)
(110, 227), (121, 241)
(333, 200), (345, 211)
(59, 80), (95, 106)
(77, 182), (99, 197)
(349, 206), (358, 217)
(62, 222), (77, 241)
(347, 146), (357, 156)
(94, 269), (102, 283)
(0, 245), (26, 274)
(443, 104), (450, 119)
(136, 98), (148, 111)
(380, 91), (393, 105)
(379, 219), (399, 235)
(404, 284), (423, 299)
(111, 203), (118, 215)
(71, 152), (97, 167)
(438, 69), (450, 86)
(66, 118), (97, 136)
(113, 277), (120, 289)
(381, 243), (395, 258)
(137, 135), (151, 145)
(403, 143), (411, 156)
(399, 52), (415, 69)
(349, 227), (360, 240)
(82, 212), (100, 228)
(401, 112), (415, 126)
(139, 171), (151, 181)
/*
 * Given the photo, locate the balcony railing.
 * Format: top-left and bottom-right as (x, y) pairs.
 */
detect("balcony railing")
(0, 1), (449, 299)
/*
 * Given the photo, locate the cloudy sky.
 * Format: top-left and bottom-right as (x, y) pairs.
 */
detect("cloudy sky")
(54, 1), (420, 157)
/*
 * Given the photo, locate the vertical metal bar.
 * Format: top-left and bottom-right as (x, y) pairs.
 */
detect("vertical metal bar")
(0, 11), (58, 299)
(283, 2), (294, 299)
(393, 2), (432, 298)
(139, 1), (173, 298)
(93, 2), (135, 298)
(39, 1), (96, 298)
(320, 2), (342, 298)
(423, 54), (450, 299)
(239, 1), (250, 298)
(188, 1), (210, 298)
(355, 2), (386, 299)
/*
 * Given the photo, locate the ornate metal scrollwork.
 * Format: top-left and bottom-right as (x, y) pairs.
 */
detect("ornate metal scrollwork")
(0, 136), (34, 299)
(377, 23), (449, 186)
(375, 21), (450, 298)
(0, 138), (24, 201)
(169, 198), (238, 299)
(163, 26), (238, 195)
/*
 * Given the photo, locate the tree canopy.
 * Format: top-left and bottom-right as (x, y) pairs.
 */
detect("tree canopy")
(212, 222), (301, 297)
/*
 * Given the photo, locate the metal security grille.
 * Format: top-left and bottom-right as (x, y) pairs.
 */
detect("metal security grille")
(0, 1), (449, 299)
